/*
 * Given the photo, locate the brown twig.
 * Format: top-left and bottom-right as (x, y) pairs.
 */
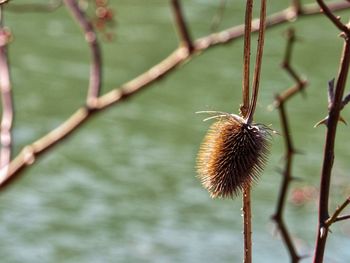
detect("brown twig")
(313, 9), (350, 263)
(242, 186), (252, 263)
(0, 6), (13, 180)
(334, 214), (350, 222)
(246, 0), (266, 124)
(242, 1), (267, 261)
(316, 0), (350, 34)
(272, 102), (300, 263)
(241, 1), (254, 260)
(241, 0), (253, 118)
(0, 1), (349, 189)
(272, 28), (306, 263)
(63, 0), (102, 108)
(281, 30), (305, 88)
(170, 0), (194, 54)
(325, 197), (350, 227)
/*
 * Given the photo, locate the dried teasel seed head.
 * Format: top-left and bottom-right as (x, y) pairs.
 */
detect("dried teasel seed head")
(196, 114), (271, 198)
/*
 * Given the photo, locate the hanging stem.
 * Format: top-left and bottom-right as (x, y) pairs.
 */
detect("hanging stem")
(241, 0), (253, 118)
(243, 186), (252, 263)
(246, 0), (267, 124)
(241, 1), (254, 262)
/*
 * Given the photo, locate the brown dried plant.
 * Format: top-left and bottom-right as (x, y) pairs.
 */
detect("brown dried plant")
(0, 1), (350, 263)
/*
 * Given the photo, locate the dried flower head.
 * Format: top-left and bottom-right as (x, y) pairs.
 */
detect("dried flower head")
(197, 112), (271, 198)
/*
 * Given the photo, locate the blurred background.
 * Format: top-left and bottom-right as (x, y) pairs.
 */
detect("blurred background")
(1, 0), (350, 262)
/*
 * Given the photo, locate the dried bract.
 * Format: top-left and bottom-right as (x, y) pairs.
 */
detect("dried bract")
(197, 114), (271, 198)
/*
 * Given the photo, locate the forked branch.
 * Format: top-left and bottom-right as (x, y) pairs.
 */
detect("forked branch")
(325, 197), (350, 227)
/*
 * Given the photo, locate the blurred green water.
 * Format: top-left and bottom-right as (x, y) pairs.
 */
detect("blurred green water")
(0, 0), (350, 262)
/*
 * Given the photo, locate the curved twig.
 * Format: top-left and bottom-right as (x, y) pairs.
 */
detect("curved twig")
(63, 0), (102, 108)
(246, 0), (266, 124)
(272, 28), (307, 263)
(241, 0), (253, 118)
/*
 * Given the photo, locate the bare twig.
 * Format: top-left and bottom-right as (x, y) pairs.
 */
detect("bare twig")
(63, 0), (102, 108)
(281, 30), (305, 88)
(247, 0), (266, 124)
(334, 214), (350, 222)
(242, 1), (267, 262)
(0, 1), (349, 189)
(171, 0), (194, 54)
(325, 197), (350, 227)
(313, 15), (350, 263)
(241, 1), (254, 260)
(272, 28), (306, 263)
(0, 6), (13, 177)
(272, 102), (300, 263)
(241, 0), (253, 118)
(242, 186), (252, 263)
(316, 0), (350, 34)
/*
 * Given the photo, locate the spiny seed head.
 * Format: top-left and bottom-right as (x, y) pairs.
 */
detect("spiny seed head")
(197, 115), (271, 198)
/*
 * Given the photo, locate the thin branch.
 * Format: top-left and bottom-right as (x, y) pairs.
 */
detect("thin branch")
(316, 0), (350, 35)
(63, 0), (102, 108)
(325, 197), (350, 227)
(313, 30), (350, 263)
(0, 7), (13, 176)
(0, 1), (349, 189)
(171, 0), (194, 54)
(272, 102), (300, 263)
(241, 1), (254, 260)
(241, 0), (253, 118)
(274, 29), (307, 107)
(281, 29), (305, 88)
(334, 214), (350, 222)
(242, 186), (252, 263)
(272, 28), (306, 263)
(247, 0), (266, 124)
